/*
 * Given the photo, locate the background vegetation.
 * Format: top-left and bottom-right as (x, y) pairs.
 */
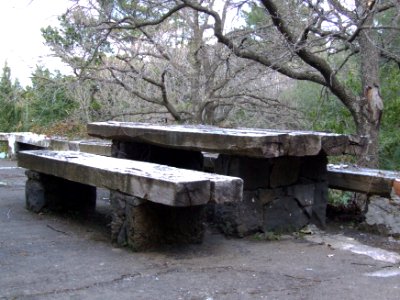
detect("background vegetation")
(1, 0), (399, 171)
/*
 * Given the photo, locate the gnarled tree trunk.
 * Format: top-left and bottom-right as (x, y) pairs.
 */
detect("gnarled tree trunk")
(355, 1), (383, 168)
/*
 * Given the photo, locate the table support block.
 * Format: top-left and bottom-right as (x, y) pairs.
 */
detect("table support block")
(110, 191), (206, 251)
(213, 153), (328, 236)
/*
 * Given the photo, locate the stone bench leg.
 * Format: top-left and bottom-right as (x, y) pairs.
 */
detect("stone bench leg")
(110, 191), (205, 251)
(25, 170), (96, 213)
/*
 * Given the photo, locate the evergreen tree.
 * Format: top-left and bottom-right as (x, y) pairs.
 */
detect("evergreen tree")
(0, 62), (23, 131)
(26, 66), (77, 127)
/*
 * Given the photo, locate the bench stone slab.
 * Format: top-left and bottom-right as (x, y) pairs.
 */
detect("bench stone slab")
(18, 150), (242, 207)
(18, 150), (243, 250)
(328, 164), (400, 197)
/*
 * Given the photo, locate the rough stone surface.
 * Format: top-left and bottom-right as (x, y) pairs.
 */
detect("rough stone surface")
(365, 195), (400, 236)
(25, 178), (46, 213)
(299, 153), (328, 181)
(5, 158), (400, 300)
(214, 191), (263, 237)
(213, 153), (329, 236)
(269, 157), (301, 188)
(215, 155), (269, 190)
(286, 183), (315, 207)
(311, 181), (329, 227)
(263, 196), (310, 232)
(25, 170), (96, 213)
(110, 191), (206, 251)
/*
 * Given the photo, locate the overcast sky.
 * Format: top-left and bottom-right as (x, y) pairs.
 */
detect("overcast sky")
(0, 0), (71, 86)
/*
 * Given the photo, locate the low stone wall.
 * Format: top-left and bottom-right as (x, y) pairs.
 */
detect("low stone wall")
(0, 132), (111, 158)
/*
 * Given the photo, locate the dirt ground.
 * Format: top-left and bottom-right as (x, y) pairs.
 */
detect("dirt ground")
(1, 159), (400, 300)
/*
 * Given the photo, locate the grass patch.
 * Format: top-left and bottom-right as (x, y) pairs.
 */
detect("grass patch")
(0, 141), (8, 158)
(328, 189), (353, 207)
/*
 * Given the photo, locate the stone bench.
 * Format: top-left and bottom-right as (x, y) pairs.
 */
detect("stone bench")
(18, 150), (243, 250)
(327, 164), (400, 197)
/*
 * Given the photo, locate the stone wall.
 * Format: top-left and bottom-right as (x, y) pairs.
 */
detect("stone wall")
(212, 153), (328, 236)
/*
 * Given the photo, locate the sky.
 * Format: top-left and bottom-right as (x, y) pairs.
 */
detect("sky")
(0, 0), (71, 86)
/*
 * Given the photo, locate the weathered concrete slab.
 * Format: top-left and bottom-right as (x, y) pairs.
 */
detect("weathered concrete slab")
(87, 122), (351, 158)
(328, 164), (400, 197)
(1, 132), (112, 158)
(69, 140), (112, 156)
(0, 132), (50, 158)
(0, 132), (9, 141)
(18, 150), (242, 206)
(50, 138), (111, 156)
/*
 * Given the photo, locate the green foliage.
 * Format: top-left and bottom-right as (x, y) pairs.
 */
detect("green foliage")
(283, 81), (355, 134)
(26, 67), (78, 127)
(0, 142), (7, 154)
(242, 3), (266, 28)
(0, 63), (82, 134)
(0, 62), (24, 131)
(42, 12), (112, 63)
(284, 53), (400, 172)
(328, 190), (353, 207)
(343, 67), (362, 96)
(379, 63), (400, 170)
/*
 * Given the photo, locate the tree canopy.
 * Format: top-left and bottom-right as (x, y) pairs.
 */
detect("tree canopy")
(40, 0), (400, 167)
(0, 0), (394, 169)
(41, 0), (301, 126)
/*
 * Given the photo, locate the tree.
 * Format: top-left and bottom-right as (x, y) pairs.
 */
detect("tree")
(136, 0), (400, 166)
(25, 66), (77, 127)
(181, 0), (400, 167)
(42, 0), (296, 126)
(378, 61), (400, 170)
(0, 62), (23, 131)
(43, 0), (400, 167)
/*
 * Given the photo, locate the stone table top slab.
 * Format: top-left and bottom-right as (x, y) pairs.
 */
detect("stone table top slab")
(87, 121), (351, 158)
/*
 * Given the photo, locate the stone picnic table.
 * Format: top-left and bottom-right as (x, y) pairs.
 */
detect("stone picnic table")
(87, 121), (353, 236)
